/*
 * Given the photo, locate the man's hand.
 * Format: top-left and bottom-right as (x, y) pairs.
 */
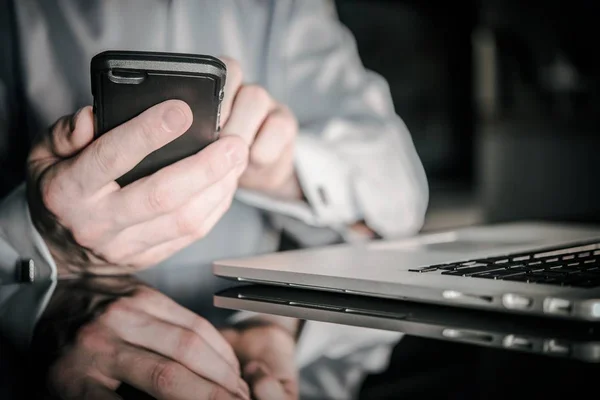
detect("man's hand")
(219, 60), (303, 201)
(27, 75), (251, 275)
(221, 322), (299, 400)
(34, 277), (250, 400)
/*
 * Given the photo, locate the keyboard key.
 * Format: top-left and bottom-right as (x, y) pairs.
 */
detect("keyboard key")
(407, 241), (600, 284)
(473, 257), (508, 264)
(550, 266), (581, 274)
(455, 263), (489, 270)
(408, 265), (438, 273)
(460, 261), (477, 267)
(540, 270), (570, 277)
(443, 265), (503, 276)
(441, 271), (467, 277)
(470, 273), (497, 279)
(542, 257), (560, 263)
(489, 269), (526, 279)
(437, 264), (460, 271)
(504, 275), (532, 283)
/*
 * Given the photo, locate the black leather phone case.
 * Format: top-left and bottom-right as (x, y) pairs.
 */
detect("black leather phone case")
(90, 51), (226, 186)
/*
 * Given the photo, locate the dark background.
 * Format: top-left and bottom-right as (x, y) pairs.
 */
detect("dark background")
(335, 0), (600, 232)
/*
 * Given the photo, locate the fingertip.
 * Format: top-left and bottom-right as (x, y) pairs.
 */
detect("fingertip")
(71, 106), (95, 145)
(160, 100), (193, 133)
(166, 99), (193, 118)
(49, 106), (94, 158)
(71, 106), (94, 132)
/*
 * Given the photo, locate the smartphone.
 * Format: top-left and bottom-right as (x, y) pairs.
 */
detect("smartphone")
(90, 50), (226, 186)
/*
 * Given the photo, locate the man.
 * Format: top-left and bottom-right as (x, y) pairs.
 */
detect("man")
(0, 0), (428, 398)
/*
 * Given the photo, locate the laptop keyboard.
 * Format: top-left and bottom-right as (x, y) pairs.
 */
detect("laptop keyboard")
(409, 241), (600, 288)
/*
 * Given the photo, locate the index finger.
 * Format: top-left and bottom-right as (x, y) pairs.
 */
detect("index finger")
(70, 100), (192, 193)
(217, 57), (243, 127)
(130, 287), (240, 372)
(110, 345), (238, 400)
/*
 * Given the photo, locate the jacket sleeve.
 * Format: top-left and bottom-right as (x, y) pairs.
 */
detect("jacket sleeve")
(235, 0), (429, 245)
(0, 187), (57, 351)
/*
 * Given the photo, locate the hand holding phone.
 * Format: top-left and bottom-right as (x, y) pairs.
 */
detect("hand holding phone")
(91, 51), (226, 186)
(28, 54), (248, 275)
(27, 52), (299, 277)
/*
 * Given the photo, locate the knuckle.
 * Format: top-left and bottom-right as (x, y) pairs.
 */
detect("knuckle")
(74, 324), (103, 350)
(191, 316), (211, 334)
(40, 175), (64, 215)
(91, 139), (119, 175)
(175, 330), (204, 360)
(133, 286), (159, 304)
(251, 147), (277, 166)
(146, 184), (172, 213)
(274, 109), (298, 134)
(103, 299), (131, 321)
(70, 225), (97, 248)
(174, 207), (199, 236)
(150, 360), (178, 395)
(201, 150), (232, 183)
(240, 84), (270, 106)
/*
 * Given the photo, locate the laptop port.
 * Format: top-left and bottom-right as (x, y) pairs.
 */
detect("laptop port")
(502, 293), (533, 310)
(544, 339), (571, 356)
(442, 328), (494, 344)
(543, 297), (572, 316)
(503, 334), (533, 351)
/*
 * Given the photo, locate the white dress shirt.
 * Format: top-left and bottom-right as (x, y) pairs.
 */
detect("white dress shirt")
(0, 1), (428, 398)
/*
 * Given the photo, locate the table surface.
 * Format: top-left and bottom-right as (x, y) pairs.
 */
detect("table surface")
(3, 262), (600, 399)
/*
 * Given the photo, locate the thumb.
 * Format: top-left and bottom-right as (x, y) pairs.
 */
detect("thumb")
(50, 106), (95, 158)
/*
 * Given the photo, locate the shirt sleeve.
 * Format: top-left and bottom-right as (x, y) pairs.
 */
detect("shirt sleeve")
(0, 184), (57, 350)
(235, 0), (429, 244)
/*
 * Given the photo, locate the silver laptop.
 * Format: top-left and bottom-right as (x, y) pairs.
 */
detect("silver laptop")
(214, 285), (600, 362)
(213, 221), (600, 321)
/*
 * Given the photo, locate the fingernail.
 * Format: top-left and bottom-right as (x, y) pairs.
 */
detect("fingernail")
(162, 106), (187, 132)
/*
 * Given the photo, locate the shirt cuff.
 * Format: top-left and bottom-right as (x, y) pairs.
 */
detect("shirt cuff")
(234, 134), (363, 246)
(0, 184), (58, 350)
(0, 184), (57, 280)
(293, 133), (359, 226)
